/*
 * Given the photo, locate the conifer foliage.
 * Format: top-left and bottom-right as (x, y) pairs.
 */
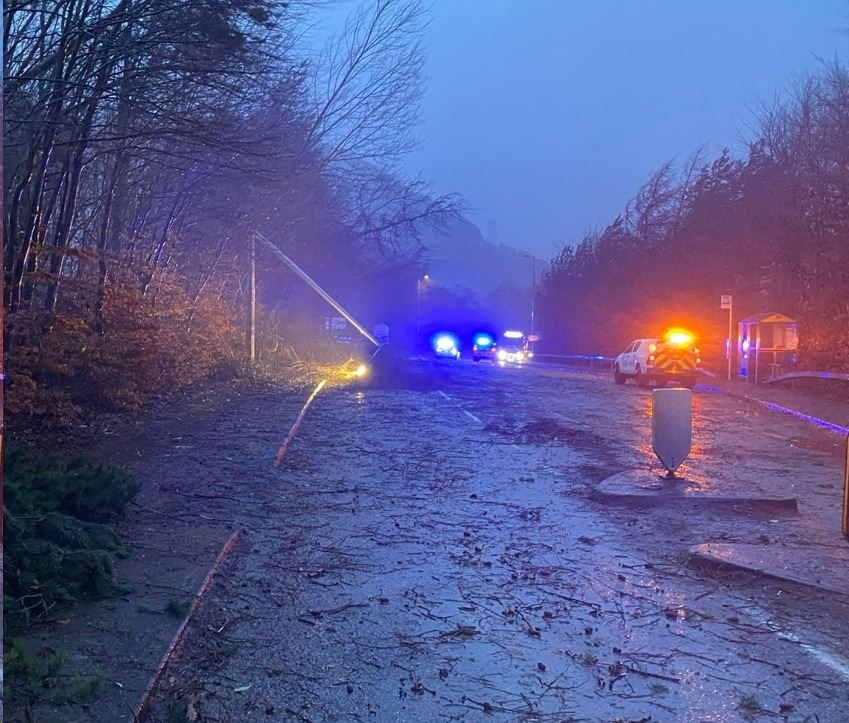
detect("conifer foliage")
(538, 65), (849, 370)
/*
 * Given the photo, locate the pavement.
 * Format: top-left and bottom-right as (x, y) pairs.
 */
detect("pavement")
(701, 373), (849, 434)
(690, 542), (849, 596)
(593, 372), (849, 598)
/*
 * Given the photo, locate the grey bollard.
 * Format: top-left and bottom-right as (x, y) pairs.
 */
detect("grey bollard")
(652, 388), (692, 478)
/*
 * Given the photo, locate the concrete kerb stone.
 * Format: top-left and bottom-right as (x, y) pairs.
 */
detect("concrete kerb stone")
(132, 529), (242, 722)
(593, 469), (798, 515)
(689, 542), (849, 596)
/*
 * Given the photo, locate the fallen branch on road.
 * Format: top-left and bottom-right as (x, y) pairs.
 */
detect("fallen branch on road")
(306, 602), (368, 617)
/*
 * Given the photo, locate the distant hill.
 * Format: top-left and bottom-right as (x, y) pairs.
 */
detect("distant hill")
(418, 215), (541, 331)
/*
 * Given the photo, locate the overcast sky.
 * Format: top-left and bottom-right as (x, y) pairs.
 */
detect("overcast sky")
(316, 1), (849, 259)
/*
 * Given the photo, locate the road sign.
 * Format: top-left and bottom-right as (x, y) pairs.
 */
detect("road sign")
(652, 389), (692, 477)
(373, 323), (390, 345)
(721, 295), (733, 380)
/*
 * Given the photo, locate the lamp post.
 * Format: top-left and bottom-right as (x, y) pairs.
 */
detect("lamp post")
(416, 273), (430, 344)
(522, 253), (536, 351)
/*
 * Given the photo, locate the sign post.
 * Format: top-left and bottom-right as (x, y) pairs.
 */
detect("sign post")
(721, 294), (733, 381)
(842, 434), (849, 540)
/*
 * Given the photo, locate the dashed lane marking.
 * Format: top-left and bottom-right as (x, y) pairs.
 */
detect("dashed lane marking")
(437, 390), (481, 425)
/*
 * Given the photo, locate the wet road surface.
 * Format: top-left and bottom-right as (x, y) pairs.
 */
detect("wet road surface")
(148, 360), (849, 722)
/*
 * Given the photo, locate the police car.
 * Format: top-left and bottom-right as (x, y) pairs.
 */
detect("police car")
(472, 333), (498, 362)
(433, 333), (461, 360)
(613, 329), (700, 388)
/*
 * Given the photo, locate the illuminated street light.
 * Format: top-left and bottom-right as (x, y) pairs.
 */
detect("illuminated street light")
(522, 252), (536, 352)
(416, 273), (431, 341)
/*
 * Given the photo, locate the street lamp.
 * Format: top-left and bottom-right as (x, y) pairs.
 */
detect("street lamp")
(522, 253), (536, 351)
(416, 273), (430, 342)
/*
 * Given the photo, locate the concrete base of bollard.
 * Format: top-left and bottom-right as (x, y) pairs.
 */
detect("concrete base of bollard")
(594, 469), (798, 515)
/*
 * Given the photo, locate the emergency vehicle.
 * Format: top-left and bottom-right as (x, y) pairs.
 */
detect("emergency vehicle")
(613, 329), (701, 388)
(497, 330), (530, 363)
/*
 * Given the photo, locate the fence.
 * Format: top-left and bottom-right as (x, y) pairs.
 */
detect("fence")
(533, 354), (615, 371)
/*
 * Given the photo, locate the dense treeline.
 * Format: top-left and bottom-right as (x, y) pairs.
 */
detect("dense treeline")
(3, 0), (449, 425)
(538, 63), (849, 371)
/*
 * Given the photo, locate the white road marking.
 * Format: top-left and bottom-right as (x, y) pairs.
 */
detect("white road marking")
(552, 410), (592, 429)
(437, 390), (480, 424)
(742, 603), (849, 682)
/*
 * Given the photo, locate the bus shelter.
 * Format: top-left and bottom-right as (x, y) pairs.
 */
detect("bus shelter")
(738, 312), (797, 382)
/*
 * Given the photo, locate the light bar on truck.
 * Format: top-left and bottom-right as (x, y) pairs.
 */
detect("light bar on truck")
(665, 328), (695, 346)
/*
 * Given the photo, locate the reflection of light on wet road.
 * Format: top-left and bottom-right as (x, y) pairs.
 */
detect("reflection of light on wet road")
(383, 358), (848, 719)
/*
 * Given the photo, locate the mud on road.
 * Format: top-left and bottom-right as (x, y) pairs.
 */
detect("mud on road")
(137, 361), (849, 722)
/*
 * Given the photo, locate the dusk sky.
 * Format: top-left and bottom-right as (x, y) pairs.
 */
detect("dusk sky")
(317, 1), (849, 259)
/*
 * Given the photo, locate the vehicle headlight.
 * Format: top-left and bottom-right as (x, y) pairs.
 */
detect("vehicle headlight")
(497, 349), (507, 361)
(516, 351), (524, 361)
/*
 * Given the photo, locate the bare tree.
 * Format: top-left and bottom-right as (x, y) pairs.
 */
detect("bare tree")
(307, 0), (425, 171)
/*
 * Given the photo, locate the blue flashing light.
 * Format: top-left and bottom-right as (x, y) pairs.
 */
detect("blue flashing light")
(474, 334), (494, 347)
(433, 333), (459, 352)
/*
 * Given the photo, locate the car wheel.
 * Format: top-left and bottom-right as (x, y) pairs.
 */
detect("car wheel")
(614, 364), (625, 384)
(636, 364), (649, 387)
(473, 355), (480, 362)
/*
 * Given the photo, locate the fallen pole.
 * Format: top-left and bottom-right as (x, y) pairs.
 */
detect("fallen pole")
(255, 233), (380, 348)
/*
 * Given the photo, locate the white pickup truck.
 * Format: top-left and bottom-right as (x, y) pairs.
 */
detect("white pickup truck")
(613, 331), (700, 388)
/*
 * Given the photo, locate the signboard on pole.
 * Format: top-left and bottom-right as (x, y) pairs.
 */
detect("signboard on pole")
(721, 295), (733, 381)
(842, 435), (849, 540)
(373, 323), (390, 345)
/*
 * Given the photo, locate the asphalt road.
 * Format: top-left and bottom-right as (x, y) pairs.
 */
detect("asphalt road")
(147, 359), (849, 722)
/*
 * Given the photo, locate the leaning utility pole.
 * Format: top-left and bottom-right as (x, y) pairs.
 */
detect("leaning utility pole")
(255, 233), (379, 348)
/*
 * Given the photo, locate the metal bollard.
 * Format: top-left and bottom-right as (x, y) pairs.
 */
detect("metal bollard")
(652, 388), (692, 478)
